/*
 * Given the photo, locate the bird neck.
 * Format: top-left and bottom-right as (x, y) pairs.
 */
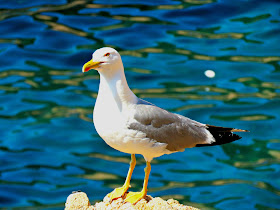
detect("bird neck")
(98, 68), (137, 111)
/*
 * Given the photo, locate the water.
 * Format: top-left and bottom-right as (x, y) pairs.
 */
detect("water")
(0, 0), (280, 209)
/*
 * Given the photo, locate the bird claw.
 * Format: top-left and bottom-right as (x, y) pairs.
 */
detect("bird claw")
(106, 186), (129, 201)
(124, 191), (146, 204)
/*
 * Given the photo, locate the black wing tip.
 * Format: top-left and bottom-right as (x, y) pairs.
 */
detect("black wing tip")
(196, 125), (247, 147)
(206, 124), (249, 132)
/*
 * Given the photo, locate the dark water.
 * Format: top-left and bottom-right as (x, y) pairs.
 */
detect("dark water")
(0, 0), (280, 209)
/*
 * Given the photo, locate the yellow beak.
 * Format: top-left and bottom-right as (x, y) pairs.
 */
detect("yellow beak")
(82, 60), (103, 72)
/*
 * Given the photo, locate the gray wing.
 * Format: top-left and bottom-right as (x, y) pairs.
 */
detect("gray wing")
(128, 99), (213, 152)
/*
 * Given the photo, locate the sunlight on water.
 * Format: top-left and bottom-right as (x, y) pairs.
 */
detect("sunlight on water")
(0, 0), (280, 209)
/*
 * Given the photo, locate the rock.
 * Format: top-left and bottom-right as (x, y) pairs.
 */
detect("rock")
(65, 191), (93, 210)
(65, 191), (200, 210)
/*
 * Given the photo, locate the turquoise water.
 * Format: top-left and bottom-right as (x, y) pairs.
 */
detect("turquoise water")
(0, 0), (280, 209)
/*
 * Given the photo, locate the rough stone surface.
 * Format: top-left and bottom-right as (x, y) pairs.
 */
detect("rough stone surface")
(65, 191), (200, 210)
(65, 191), (94, 210)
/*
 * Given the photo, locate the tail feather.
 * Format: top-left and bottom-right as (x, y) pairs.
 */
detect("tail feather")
(196, 125), (249, 147)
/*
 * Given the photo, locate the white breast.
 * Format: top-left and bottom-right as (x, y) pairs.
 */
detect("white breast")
(94, 100), (172, 162)
(93, 90), (123, 141)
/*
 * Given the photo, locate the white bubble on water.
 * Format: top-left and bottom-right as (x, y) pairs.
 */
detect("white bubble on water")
(204, 70), (215, 78)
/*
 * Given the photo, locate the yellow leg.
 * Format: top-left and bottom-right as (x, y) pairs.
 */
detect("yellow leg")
(107, 154), (136, 201)
(124, 161), (151, 204)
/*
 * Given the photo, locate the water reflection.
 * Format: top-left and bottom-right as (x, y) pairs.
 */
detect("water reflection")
(0, 0), (280, 209)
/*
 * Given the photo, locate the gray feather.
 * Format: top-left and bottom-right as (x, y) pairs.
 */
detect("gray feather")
(127, 99), (211, 151)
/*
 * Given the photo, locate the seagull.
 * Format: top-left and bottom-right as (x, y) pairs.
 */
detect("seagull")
(82, 47), (248, 204)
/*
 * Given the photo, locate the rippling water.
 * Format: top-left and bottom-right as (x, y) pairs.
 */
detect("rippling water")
(0, 0), (280, 209)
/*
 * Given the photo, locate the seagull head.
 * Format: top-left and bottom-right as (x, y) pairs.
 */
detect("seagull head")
(82, 47), (123, 74)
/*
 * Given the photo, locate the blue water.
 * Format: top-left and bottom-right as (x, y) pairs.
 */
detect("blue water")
(0, 0), (280, 209)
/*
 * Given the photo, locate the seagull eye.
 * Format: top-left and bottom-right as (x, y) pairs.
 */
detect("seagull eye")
(104, 53), (110, 57)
